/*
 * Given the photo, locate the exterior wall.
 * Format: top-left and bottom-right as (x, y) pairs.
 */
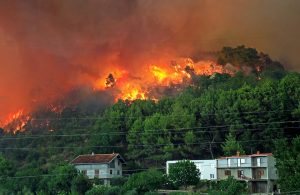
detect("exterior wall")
(251, 181), (268, 193)
(252, 167), (268, 179)
(74, 158), (123, 179)
(267, 156), (278, 180)
(217, 157), (252, 168)
(108, 158), (123, 178)
(217, 167), (252, 180)
(252, 156), (268, 167)
(217, 155), (278, 194)
(217, 156), (271, 179)
(166, 160), (217, 180)
(75, 164), (108, 179)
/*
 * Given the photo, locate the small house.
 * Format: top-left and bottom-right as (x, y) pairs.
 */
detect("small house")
(71, 153), (125, 185)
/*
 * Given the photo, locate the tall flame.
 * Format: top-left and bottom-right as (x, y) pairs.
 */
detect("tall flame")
(1, 109), (30, 133)
(89, 58), (232, 102)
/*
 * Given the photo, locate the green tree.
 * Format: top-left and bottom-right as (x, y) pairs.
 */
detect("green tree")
(47, 164), (79, 194)
(274, 137), (300, 192)
(123, 169), (166, 194)
(168, 160), (200, 189)
(0, 155), (15, 193)
(71, 173), (92, 195)
(222, 133), (245, 156)
(217, 45), (260, 69)
(209, 176), (247, 195)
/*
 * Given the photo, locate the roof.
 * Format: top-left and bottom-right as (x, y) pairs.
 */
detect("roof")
(71, 153), (125, 164)
(218, 153), (273, 159)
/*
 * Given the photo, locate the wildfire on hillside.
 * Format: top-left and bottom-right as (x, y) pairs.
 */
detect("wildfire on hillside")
(1, 57), (232, 132)
(94, 58), (231, 101)
(0, 109), (30, 133)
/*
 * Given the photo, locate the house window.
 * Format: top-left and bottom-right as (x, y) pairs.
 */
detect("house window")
(238, 159), (241, 167)
(237, 170), (244, 178)
(95, 169), (99, 178)
(258, 170), (264, 176)
(110, 170), (113, 175)
(117, 170), (120, 175)
(225, 170), (231, 176)
(109, 161), (115, 168)
(257, 158), (261, 167)
(210, 174), (214, 179)
(82, 170), (87, 175)
(227, 159), (231, 167)
(241, 159), (245, 164)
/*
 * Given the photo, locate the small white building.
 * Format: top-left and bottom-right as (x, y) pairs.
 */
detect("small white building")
(166, 160), (217, 180)
(71, 153), (125, 185)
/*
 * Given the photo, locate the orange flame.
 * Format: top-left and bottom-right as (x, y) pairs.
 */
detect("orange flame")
(115, 84), (147, 101)
(1, 109), (30, 133)
(92, 58), (231, 101)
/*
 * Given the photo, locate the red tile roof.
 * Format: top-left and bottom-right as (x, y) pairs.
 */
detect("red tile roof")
(71, 153), (124, 164)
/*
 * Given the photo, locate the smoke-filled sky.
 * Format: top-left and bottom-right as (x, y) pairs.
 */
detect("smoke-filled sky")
(0, 0), (300, 120)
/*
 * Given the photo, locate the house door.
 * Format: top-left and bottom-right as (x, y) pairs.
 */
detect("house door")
(237, 170), (244, 178)
(95, 169), (99, 178)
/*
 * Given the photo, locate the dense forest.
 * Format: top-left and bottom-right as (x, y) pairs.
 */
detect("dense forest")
(0, 46), (300, 194)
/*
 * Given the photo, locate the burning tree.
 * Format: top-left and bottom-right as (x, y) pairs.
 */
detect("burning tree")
(105, 73), (116, 88)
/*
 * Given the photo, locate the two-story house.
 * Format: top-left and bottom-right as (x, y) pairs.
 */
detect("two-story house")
(217, 151), (278, 194)
(166, 160), (217, 180)
(71, 153), (125, 185)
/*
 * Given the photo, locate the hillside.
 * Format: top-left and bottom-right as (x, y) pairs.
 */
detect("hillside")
(1, 46), (300, 193)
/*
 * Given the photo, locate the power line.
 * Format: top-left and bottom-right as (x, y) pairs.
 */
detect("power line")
(25, 109), (294, 121)
(2, 120), (299, 140)
(0, 138), (292, 150)
(0, 168), (165, 180)
(0, 126), (298, 140)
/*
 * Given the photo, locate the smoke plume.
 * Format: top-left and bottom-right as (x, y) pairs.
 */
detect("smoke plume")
(0, 0), (300, 121)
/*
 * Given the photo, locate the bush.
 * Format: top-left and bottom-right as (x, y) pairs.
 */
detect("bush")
(105, 186), (121, 195)
(123, 189), (138, 195)
(85, 185), (109, 195)
(86, 185), (121, 195)
(110, 177), (128, 186)
(71, 174), (92, 194)
(123, 169), (166, 194)
(208, 176), (247, 195)
(144, 192), (161, 195)
(168, 160), (200, 189)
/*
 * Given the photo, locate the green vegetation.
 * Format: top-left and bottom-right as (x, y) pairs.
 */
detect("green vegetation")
(0, 46), (300, 193)
(274, 137), (300, 192)
(123, 169), (166, 194)
(168, 160), (200, 189)
(221, 133), (245, 156)
(217, 45), (284, 74)
(209, 176), (247, 195)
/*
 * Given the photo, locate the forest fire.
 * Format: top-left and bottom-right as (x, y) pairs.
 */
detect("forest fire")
(0, 109), (30, 133)
(92, 58), (229, 101)
(0, 56), (231, 132)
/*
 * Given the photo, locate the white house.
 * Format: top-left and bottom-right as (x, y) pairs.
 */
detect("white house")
(166, 160), (217, 180)
(71, 153), (125, 185)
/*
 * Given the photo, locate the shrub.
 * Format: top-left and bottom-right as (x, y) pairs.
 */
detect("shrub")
(168, 160), (200, 189)
(208, 176), (247, 195)
(123, 169), (166, 193)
